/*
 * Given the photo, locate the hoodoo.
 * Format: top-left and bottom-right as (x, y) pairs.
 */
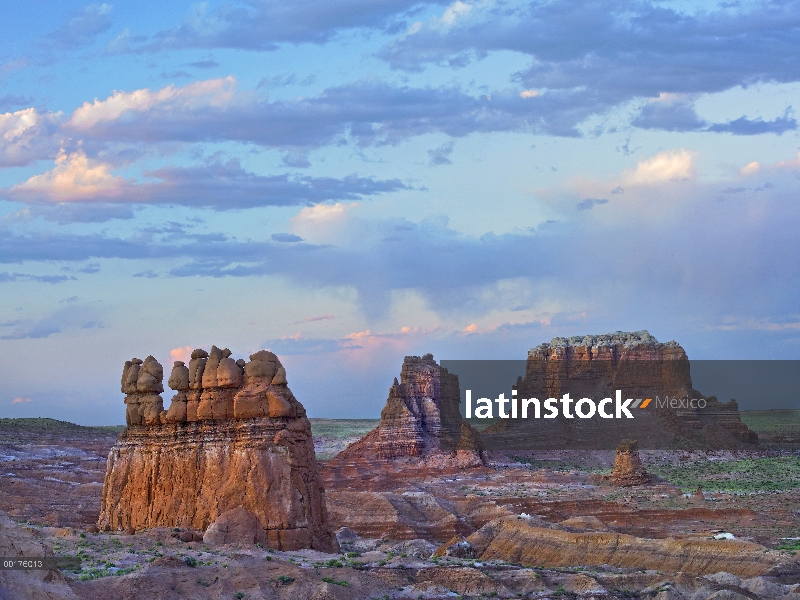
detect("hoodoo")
(607, 439), (651, 486)
(99, 347), (336, 552)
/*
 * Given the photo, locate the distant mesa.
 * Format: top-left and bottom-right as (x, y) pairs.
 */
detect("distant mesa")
(482, 330), (758, 450)
(99, 346), (336, 552)
(335, 353), (486, 467)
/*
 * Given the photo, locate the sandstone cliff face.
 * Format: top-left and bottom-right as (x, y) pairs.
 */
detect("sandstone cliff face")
(335, 354), (484, 464)
(482, 331), (758, 450)
(99, 348), (336, 552)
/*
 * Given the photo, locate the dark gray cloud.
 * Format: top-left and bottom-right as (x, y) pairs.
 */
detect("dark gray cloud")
(48, 3), (113, 49)
(161, 70), (193, 80)
(0, 323), (62, 340)
(707, 112), (798, 135)
(0, 272), (76, 284)
(70, 81), (590, 147)
(0, 305), (103, 340)
(188, 58), (220, 69)
(137, 160), (410, 208)
(632, 97), (707, 131)
(633, 97), (798, 134)
(428, 140), (454, 165)
(576, 198), (608, 210)
(136, 0), (448, 52)
(271, 233), (303, 242)
(0, 95), (34, 112)
(382, 0), (800, 129)
(31, 203), (137, 224)
(1, 159), (409, 218)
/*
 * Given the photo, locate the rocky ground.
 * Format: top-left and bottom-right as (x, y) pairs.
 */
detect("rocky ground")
(1, 417), (799, 599)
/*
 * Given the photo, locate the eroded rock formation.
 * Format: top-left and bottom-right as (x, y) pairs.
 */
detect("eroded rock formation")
(482, 331), (758, 450)
(335, 354), (485, 465)
(122, 356), (165, 426)
(436, 516), (784, 578)
(99, 347), (336, 552)
(606, 439), (650, 486)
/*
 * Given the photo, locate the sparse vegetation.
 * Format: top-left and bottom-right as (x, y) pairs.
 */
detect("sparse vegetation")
(649, 456), (800, 492)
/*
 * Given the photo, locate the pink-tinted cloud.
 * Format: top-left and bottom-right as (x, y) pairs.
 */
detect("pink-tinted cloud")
(9, 148), (126, 202)
(169, 346), (193, 364)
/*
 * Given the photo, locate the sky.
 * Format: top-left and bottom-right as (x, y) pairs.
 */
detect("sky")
(1, 0), (799, 424)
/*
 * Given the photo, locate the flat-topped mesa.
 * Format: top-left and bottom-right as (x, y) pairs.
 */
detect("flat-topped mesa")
(482, 331), (758, 450)
(525, 330), (694, 400)
(100, 347), (335, 552)
(336, 354), (485, 465)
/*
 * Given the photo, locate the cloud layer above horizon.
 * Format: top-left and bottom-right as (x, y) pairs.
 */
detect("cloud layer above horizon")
(2, 0), (799, 424)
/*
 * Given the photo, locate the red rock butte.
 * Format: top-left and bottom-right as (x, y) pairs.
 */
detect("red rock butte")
(98, 347), (336, 552)
(482, 330), (758, 450)
(336, 353), (486, 466)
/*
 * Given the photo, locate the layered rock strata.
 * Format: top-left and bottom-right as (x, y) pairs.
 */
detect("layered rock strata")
(99, 347), (336, 552)
(437, 516), (783, 578)
(482, 331), (758, 450)
(336, 354), (485, 464)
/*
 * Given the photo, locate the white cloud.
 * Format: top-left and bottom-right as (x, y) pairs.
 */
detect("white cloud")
(1, 107), (39, 142)
(0, 107), (61, 167)
(622, 148), (697, 185)
(519, 90), (541, 99)
(67, 77), (236, 131)
(740, 161), (761, 175)
(440, 1), (472, 26)
(290, 202), (359, 244)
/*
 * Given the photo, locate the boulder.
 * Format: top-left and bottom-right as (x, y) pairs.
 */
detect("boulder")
(188, 349), (208, 390)
(217, 357), (243, 388)
(203, 507), (265, 546)
(136, 356), (164, 393)
(201, 345), (223, 388)
(168, 361), (189, 391)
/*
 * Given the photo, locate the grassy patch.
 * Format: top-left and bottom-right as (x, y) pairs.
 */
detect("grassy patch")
(649, 456), (800, 492)
(740, 410), (800, 438)
(308, 419), (379, 439)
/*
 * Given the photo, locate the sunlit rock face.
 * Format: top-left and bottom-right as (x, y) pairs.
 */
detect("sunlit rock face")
(99, 347), (336, 552)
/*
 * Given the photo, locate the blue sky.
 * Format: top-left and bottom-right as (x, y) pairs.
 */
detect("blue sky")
(1, 0), (799, 424)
